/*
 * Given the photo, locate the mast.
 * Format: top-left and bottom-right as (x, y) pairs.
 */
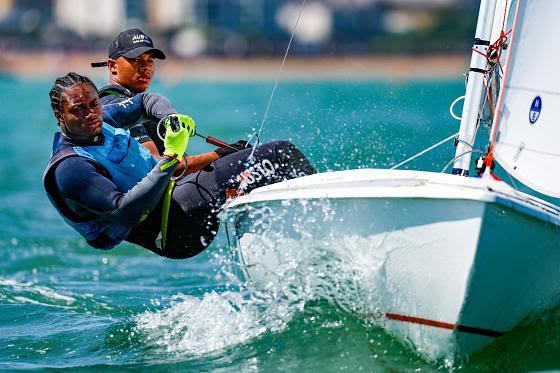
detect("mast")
(451, 0), (498, 176)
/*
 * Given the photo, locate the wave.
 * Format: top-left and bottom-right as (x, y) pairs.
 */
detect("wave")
(0, 277), (113, 312)
(134, 290), (268, 356)
(133, 203), (396, 359)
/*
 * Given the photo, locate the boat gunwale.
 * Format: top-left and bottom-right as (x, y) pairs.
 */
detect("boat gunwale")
(223, 169), (560, 226)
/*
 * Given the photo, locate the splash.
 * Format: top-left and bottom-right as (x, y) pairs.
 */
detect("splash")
(133, 198), (400, 359)
(224, 198), (398, 319)
(235, 232), (390, 319)
(134, 291), (267, 356)
(222, 197), (462, 361)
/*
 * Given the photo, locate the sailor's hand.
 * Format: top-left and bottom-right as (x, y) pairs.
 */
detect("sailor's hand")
(215, 139), (251, 158)
(163, 114), (195, 160)
(176, 114), (196, 137)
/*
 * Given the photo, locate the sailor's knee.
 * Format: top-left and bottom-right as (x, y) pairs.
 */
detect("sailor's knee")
(263, 140), (299, 155)
(263, 141), (315, 174)
(273, 140), (296, 150)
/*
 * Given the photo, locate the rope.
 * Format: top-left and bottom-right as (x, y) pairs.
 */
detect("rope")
(390, 132), (459, 170)
(449, 95), (465, 121)
(484, 64), (499, 119)
(246, 0), (307, 162)
(488, 30), (511, 74)
(471, 0), (511, 75)
(408, 4), (510, 175)
(485, 0), (514, 170)
(464, 1), (510, 172)
(391, 17), (503, 174)
(441, 149), (483, 173)
(160, 179), (176, 251)
(490, 0), (510, 83)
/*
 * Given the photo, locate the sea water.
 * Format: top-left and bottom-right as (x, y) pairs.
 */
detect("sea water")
(1, 76), (560, 371)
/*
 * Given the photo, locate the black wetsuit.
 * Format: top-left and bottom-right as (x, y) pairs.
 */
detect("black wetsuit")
(130, 141), (316, 258)
(48, 92), (316, 258)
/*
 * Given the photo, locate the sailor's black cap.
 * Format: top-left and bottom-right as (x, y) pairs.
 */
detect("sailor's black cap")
(91, 28), (166, 68)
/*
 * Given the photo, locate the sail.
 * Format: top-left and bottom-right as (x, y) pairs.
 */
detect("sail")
(492, 1), (560, 198)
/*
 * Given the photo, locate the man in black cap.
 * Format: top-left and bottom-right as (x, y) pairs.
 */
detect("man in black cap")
(92, 28), (240, 173)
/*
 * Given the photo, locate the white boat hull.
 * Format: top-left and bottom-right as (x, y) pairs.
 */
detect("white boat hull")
(222, 169), (560, 359)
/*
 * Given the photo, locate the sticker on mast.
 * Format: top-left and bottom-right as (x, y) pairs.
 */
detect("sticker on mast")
(529, 96), (542, 125)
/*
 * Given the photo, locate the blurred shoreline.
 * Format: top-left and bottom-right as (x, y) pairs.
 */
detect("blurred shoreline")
(0, 51), (469, 82)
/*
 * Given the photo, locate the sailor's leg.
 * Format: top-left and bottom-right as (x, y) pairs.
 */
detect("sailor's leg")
(162, 141), (315, 259)
(216, 140), (316, 193)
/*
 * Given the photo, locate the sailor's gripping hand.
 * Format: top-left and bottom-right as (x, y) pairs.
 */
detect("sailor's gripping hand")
(163, 114), (196, 160)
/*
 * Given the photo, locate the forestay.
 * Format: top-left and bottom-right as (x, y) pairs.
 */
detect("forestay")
(492, 0), (560, 197)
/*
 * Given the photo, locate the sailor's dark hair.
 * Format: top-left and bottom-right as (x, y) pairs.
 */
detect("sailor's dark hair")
(49, 72), (97, 117)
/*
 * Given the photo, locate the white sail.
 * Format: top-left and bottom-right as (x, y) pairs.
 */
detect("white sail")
(493, 0), (560, 197)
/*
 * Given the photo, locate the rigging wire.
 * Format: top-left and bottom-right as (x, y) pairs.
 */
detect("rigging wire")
(483, 0), (512, 169)
(390, 132), (459, 170)
(392, 23), (504, 173)
(239, 0), (513, 180)
(246, 0), (307, 162)
(441, 17), (510, 175)
(391, 63), (491, 172)
(441, 149), (483, 174)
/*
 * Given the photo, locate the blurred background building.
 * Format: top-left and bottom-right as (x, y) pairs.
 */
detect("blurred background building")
(0, 0), (479, 57)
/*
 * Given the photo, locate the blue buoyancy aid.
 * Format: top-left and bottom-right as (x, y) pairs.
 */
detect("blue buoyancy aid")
(43, 124), (157, 249)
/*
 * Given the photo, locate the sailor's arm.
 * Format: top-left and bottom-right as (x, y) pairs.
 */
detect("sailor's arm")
(143, 97), (222, 173)
(54, 156), (179, 227)
(103, 93), (191, 168)
(184, 140), (252, 173)
(102, 93), (224, 173)
(185, 152), (219, 173)
(102, 93), (176, 130)
(54, 114), (195, 228)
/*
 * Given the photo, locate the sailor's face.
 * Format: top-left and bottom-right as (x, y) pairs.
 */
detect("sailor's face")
(58, 83), (103, 141)
(109, 51), (156, 93)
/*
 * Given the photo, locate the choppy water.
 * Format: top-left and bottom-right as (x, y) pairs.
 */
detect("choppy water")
(2, 76), (560, 371)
